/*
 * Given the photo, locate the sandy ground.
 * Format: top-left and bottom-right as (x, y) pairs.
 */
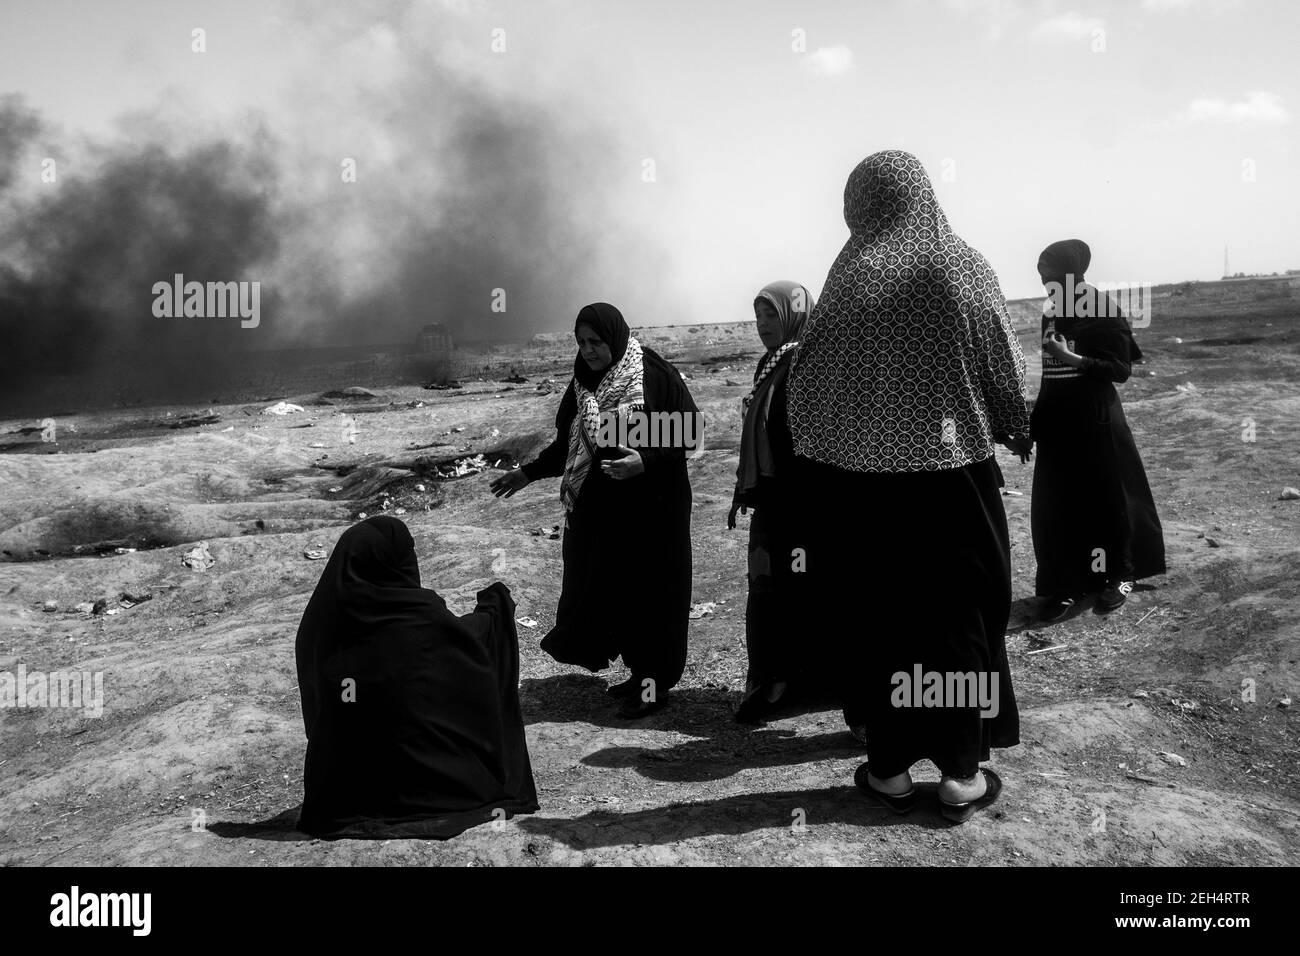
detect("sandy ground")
(1, 315), (1297, 866)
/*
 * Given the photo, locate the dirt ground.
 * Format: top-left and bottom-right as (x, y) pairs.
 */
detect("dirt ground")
(1, 313), (1297, 866)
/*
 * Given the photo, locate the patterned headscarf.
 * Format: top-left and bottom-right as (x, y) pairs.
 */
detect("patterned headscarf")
(786, 150), (1029, 473)
(560, 303), (645, 511)
(742, 280), (813, 417)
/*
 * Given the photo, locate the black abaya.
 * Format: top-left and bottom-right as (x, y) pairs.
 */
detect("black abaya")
(522, 347), (697, 691)
(294, 516), (538, 839)
(1030, 304), (1166, 596)
(791, 454), (1020, 779)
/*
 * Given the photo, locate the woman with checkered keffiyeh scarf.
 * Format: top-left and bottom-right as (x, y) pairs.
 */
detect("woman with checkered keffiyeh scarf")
(490, 303), (699, 718)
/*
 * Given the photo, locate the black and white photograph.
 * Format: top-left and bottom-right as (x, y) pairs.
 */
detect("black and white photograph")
(0, 0), (1294, 925)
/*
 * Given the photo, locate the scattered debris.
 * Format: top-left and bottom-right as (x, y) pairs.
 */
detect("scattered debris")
(450, 426), (465, 434)
(1160, 751), (1187, 767)
(91, 598), (109, 615)
(1174, 382), (1197, 393)
(516, 617), (540, 629)
(432, 454), (489, 479)
(1280, 487), (1300, 501)
(182, 542), (216, 571)
(120, 591), (153, 607)
(422, 381), (463, 390)
(303, 547), (329, 560)
(322, 387), (377, 399)
(42, 600), (58, 612)
(262, 402), (305, 416)
(1001, 489), (1024, 497)
(1026, 644), (1069, 655)
(74, 602), (95, 614)
(167, 412), (221, 429)
(688, 602), (717, 619)
(1279, 696), (1292, 709)
(114, 547), (137, 555)
(530, 525), (561, 540)
(1169, 697), (1199, 712)
(724, 379), (742, 387)
(329, 487), (343, 493)
(414, 484), (426, 493)
(1205, 536), (1220, 548)
(1131, 690), (1150, 699)
(308, 442), (326, 449)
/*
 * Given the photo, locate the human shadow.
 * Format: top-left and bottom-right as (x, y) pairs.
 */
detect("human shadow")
(582, 728), (863, 782)
(517, 783), (957, 847)
(207, 807), (315, 842)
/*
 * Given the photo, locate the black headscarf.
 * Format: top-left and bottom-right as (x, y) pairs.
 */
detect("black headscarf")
(1037, 238), (1143, 361)
(294, 516), (538, 839)
(1037, 239), (1091, 286)
(573, 302), (631, 391)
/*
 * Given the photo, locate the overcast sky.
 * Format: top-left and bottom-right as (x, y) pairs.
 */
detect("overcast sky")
(2, 0), (1296, 335)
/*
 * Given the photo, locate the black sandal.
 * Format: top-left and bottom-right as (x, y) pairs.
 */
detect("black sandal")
(854, 763), (916, 814)
(939, 768), (1003, 823)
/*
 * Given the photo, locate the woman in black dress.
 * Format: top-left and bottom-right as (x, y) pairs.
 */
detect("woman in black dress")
(785, 150), (1030, 822)
(490, 303), (699, 718)
(1031, 239), (1166, 622)
(294, 516), (538, 839)
(729, 280), (813, 723)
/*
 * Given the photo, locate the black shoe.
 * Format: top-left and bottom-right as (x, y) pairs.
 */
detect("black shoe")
(1038, 595), (1076, 623)
(853, 763), (916, 814)
(939, 769), (1003, 824)
(605, 677), (640, 699)
(618, 691), (669, 719)
(1095, 580), (1133, 614)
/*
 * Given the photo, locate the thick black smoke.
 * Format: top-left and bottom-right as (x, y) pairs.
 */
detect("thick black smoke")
(0, 7), (669, 415)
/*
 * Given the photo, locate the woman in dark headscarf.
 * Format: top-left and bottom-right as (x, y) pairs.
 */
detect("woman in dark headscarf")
(490, 303), (700, 719)
(1031, 239), (1166, 622)
(729, 280), (813, 722)
(784, 150), (1030, 822)
(294, 516), (538, 838)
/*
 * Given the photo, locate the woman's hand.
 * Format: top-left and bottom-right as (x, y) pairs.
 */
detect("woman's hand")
(1000, 436), (1033, 464)
(727, 500), (748, 529)
(600, 446), (644, 480)
(1040, 327), (1081, 361)
(489, 468), (531, 498)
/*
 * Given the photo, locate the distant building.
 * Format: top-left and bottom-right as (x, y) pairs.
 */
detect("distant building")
(416, 323), (454, 353)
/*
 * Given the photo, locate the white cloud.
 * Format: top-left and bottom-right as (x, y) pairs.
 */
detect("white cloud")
(1031, 12), (1106, 40)
(1141, 0), (1195, 9)
(1180, 91), (1290, 125)
(802, 46), (854, 76)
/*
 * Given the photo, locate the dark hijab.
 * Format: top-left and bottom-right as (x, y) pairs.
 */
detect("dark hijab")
(573, 302), (631, 391)
(294, 516), (538, 838)
(1037, 238), (1143, 361)
(295, 516), (439, 738)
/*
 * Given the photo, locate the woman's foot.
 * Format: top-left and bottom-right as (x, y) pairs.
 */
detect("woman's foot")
(938, 772), (987, 804)
(853, 763), (915, 814)
(1038, 595), (1076, 623)
(938, 769), (1003, 823)
(1095, 579), (1133, 614)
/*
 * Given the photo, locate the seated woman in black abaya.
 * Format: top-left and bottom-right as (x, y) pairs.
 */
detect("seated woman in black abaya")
(294, 516), (538, 839)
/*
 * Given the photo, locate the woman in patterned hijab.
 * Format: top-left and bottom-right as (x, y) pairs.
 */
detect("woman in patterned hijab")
(784, 150), (1029, 822)
(489, 303), (700, 718)
(730, 280), (815, 722)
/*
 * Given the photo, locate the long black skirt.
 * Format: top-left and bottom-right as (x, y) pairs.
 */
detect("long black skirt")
(791, 454), (1020, 779)
(1030, 381), (1166, 596)
(539, 469), (692, 692)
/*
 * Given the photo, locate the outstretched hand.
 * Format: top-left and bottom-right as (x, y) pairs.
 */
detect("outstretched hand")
(489, 468), (531, 498)
(600, 445), (644, 480)
(727, 500), (748, 530)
